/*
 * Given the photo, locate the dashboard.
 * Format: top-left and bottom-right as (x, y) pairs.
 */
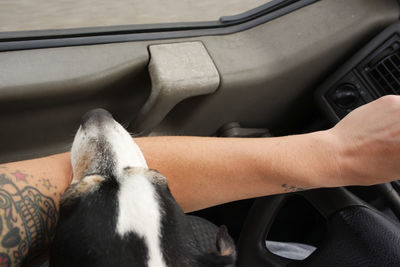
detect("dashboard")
(317, 22), (400, 123)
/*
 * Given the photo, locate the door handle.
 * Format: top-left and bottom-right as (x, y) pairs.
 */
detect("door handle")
(134, 41), (220, 135)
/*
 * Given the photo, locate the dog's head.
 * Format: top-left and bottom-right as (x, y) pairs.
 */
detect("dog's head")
(71, 108), (147, 181)
(62, 108), (151, 204)
(56, 108), (170, 266)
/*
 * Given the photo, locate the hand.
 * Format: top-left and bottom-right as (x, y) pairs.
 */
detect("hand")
(329, 95), (400, 186)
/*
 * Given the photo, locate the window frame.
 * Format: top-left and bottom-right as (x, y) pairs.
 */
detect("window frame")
(0, 0), (318, 52)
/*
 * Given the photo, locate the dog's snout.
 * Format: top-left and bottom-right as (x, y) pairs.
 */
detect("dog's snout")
(81, 108), (113, 127)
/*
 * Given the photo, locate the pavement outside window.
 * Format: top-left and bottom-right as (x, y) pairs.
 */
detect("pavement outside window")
(0, 0), (271, 32)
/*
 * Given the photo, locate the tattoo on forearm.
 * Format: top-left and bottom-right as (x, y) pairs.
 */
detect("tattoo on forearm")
(281, 183), (307, 193)
(0, 171), (57, 266)
(40, 178), (53, 191)
(0, 253), (11, 266)
(11, 171), (28, 184)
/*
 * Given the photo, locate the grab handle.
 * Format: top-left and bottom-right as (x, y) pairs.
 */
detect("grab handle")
(134, 41), (220, 135)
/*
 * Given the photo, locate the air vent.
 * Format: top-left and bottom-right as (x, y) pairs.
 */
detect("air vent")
(318, 24), (400, 124)
(364, 42), (400, 95)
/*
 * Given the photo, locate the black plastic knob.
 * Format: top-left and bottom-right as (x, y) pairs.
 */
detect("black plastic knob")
(332, 84), (359, 109)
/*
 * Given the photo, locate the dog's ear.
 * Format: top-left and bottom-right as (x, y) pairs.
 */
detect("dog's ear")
(216, 225), (236, 258)
(61, 175), (105, 206)
(198, 225), (236, 267)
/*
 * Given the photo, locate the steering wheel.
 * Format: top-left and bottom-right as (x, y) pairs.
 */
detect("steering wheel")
(236, 186), (400, 267)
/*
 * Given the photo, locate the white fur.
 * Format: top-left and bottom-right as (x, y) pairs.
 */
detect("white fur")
(109, 122), (148, 172)
(116, 173), (166, 267)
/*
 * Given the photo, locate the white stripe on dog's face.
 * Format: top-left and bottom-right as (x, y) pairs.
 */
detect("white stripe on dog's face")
(117, 168), (165, 267)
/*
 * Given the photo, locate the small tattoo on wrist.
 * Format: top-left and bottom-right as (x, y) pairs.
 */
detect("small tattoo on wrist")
(281, 183), (307, 193)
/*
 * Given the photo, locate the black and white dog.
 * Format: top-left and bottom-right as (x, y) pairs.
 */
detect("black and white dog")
(50, 109), (235, 267)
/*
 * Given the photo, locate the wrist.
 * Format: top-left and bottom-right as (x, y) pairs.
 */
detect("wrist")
(299, 130), (344, 189)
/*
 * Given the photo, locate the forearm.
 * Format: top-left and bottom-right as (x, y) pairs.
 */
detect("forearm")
(136, 131), (339, 212)
(139, 96), (400, 212)
(0, 131), (338, 228)
(0, 153), (71, 265)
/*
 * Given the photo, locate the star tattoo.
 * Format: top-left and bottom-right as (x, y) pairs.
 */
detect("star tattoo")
(11, 171), (28, 183)
(42, 178), (52, 191)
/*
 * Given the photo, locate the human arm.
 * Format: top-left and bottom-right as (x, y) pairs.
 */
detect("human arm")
(136, 132), (337, 212)
(137, 95), (400, 211)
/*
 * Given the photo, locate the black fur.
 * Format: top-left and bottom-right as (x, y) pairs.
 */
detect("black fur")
(50, 178), (150, 266)
(51, 172), (235, 267)
(150, 170), (235, 267)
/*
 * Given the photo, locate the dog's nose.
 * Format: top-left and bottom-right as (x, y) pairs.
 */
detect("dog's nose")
(81, 108), (114, 127)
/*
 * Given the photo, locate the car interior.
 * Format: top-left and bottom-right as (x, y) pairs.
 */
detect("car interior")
(1, 0), (400, 266)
